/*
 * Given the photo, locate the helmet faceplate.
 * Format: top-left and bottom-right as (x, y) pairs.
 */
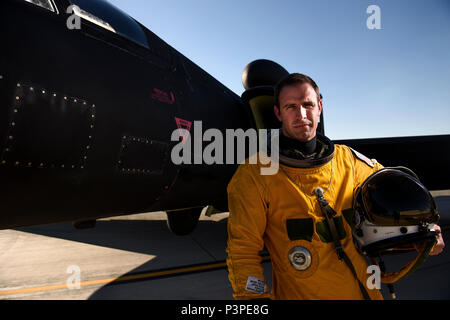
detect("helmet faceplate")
(357, 168), (439, 227)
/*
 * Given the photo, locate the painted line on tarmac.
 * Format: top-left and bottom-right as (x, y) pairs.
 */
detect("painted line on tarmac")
(0, 255), (271, 297)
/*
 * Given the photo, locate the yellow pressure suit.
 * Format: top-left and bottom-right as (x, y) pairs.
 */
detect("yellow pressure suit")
(226, 141), (384, 300)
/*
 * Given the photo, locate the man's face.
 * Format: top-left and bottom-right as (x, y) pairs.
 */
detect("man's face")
(274, 82), (322, 142)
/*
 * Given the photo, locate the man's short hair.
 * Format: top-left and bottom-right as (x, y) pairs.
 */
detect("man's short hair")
(274, 73), (320, 108)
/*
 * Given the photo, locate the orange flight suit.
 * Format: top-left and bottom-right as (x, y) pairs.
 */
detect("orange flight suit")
(226, 143), (384, 300)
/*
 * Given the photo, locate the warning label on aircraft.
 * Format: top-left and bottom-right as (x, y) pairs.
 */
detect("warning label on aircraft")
(175, 117), (192, 145)
(151, 88), (175, 105)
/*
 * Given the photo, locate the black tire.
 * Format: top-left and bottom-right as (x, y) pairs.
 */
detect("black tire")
(73, 219), (97, 229)
(166, 208), (202, 236)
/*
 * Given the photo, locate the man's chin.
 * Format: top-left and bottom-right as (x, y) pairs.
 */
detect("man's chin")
(293, 131), (315, 142)
(282, 128), (316, 142)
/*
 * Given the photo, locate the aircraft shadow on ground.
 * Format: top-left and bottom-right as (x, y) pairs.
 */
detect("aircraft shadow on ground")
(16, 217), (228, 258)
(15, 216), (235, 299)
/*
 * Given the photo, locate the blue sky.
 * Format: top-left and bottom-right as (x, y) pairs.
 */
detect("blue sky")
(108, 0), (450, 139)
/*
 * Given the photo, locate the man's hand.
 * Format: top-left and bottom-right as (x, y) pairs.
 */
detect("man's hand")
(429, 225), (445, 256)
(412, 225), (445, 255)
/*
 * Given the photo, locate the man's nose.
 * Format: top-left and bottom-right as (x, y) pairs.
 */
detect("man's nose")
(296, 105), (307, 119)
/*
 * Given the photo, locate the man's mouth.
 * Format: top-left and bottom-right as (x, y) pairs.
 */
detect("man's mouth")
(293, 122), (310, 128)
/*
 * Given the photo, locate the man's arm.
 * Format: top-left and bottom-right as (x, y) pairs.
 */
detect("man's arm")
(226, 165), (271, 300)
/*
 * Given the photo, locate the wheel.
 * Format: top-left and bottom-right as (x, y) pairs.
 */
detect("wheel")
(166, 208), (202, 236)
(73, 219), (97, 229)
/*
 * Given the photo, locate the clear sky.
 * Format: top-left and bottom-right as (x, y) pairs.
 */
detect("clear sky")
(107, 0), (450, 139)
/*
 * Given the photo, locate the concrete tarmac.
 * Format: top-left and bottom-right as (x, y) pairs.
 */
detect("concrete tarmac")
(0, 192), (449, 300)
(0, 210), (258, 300)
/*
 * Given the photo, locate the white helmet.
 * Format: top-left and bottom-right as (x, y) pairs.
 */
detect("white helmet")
(353, 167), (440, 284)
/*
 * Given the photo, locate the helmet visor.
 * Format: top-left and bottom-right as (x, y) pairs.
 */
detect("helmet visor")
(360, 169), (439, 226)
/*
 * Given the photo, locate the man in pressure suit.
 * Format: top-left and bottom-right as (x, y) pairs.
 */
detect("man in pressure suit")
(225, 73), (444, 300)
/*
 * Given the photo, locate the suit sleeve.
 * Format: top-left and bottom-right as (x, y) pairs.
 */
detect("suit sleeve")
(226, 165), (271, 300)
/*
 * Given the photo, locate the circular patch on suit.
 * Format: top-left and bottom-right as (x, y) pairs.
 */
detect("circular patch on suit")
(288, 246), (312, 271)
(284, 240), (320, 278)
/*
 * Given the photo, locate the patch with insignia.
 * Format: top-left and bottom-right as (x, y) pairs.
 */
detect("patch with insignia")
(288, 246), (312, 271)
(349, 148), (374, 168)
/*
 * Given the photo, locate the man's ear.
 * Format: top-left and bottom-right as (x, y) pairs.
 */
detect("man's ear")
(274, 105), (282, 122)
(318, 99), (323, 116)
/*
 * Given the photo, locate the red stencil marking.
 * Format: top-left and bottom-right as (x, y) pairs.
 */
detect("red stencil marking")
(174, 117), (192, 145)
(151, 88), (175, 105)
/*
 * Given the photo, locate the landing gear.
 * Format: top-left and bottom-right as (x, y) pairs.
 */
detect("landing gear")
(166, 207), (202, 236)
(73, 219), (97, 229)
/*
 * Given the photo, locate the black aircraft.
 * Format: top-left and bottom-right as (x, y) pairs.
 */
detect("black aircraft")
(1, 0), (449, 236)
